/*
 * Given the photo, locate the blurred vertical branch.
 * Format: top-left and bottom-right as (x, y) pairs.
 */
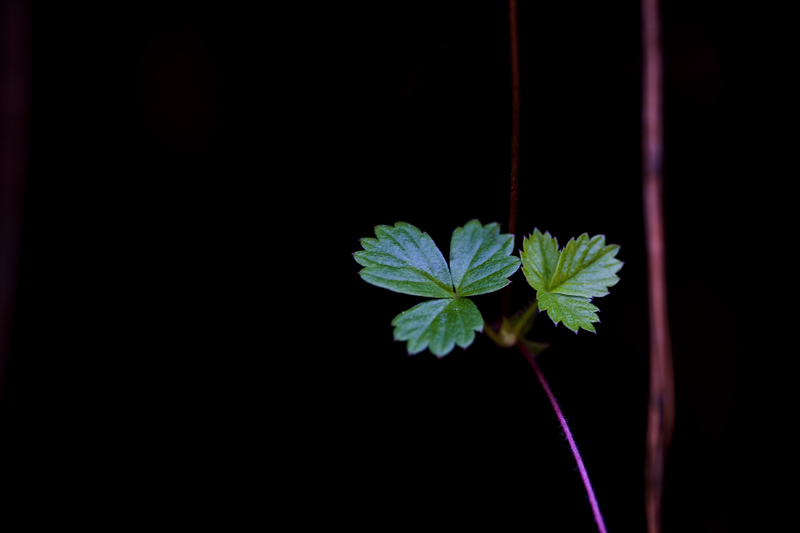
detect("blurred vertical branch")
(0, 0), (31, 406)
(642, 0), (674, 532)
(503, 0), (520, 318)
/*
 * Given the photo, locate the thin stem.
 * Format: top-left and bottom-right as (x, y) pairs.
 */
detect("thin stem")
(641, 0), (673, 531)
(507, 0), (520, 238)
(518, 343), (609, 533)
(503, 0), (520, 318)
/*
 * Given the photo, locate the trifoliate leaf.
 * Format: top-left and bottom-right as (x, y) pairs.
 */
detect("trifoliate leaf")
(354, 222), (454, 298)
(356, 220), (519, 356)
(391, 298), (483, 357)
(521, 230), (621, 333)
(449, 219), (521, 297)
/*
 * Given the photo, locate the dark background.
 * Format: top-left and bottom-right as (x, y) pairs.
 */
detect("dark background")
(0, 0), (784, 530)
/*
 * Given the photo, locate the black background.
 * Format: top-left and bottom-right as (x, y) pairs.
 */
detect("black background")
(0, 0), (785, 530)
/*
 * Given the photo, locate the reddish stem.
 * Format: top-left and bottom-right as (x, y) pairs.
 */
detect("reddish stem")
(503, 0), (520, 318)
(507, 0), (520, 238)
(518, 343), (609, 533)
(641, 0), (674, 531)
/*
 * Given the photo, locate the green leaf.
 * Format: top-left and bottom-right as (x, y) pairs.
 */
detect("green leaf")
(519, 229), (560, 293)
(449, 219), (521, 297)
(354, 222), (454, 298)
(521, 230), (621, 333)
(536, 293), (599, 333)
(549, 233), (623, 298)
(391, 298), (483, 357)
(355, 220), (519, 356)
(354, 220), (519, 299)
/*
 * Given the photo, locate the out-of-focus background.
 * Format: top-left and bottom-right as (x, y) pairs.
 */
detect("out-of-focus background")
(0, 0), (784, 530)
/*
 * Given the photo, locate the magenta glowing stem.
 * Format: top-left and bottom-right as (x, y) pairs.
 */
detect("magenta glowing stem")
(518, 343), (609, 533)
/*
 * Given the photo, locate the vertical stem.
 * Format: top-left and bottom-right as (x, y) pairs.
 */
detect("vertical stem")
(503, 0), (520, 318)
(641, 0), (674, 532)
(507, 0), (520, 238)
(519, 343), (608, 533)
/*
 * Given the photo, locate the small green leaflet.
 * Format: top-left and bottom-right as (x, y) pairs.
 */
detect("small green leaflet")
(449, 219), (519, 297)
(354, 222), (454, 298)
(354, 220), (520, 357)
(392, 298), (483, 357)
(521, 230), (622, 333)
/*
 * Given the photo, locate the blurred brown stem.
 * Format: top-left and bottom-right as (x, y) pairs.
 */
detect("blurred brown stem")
(642, 0), (675, 532)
